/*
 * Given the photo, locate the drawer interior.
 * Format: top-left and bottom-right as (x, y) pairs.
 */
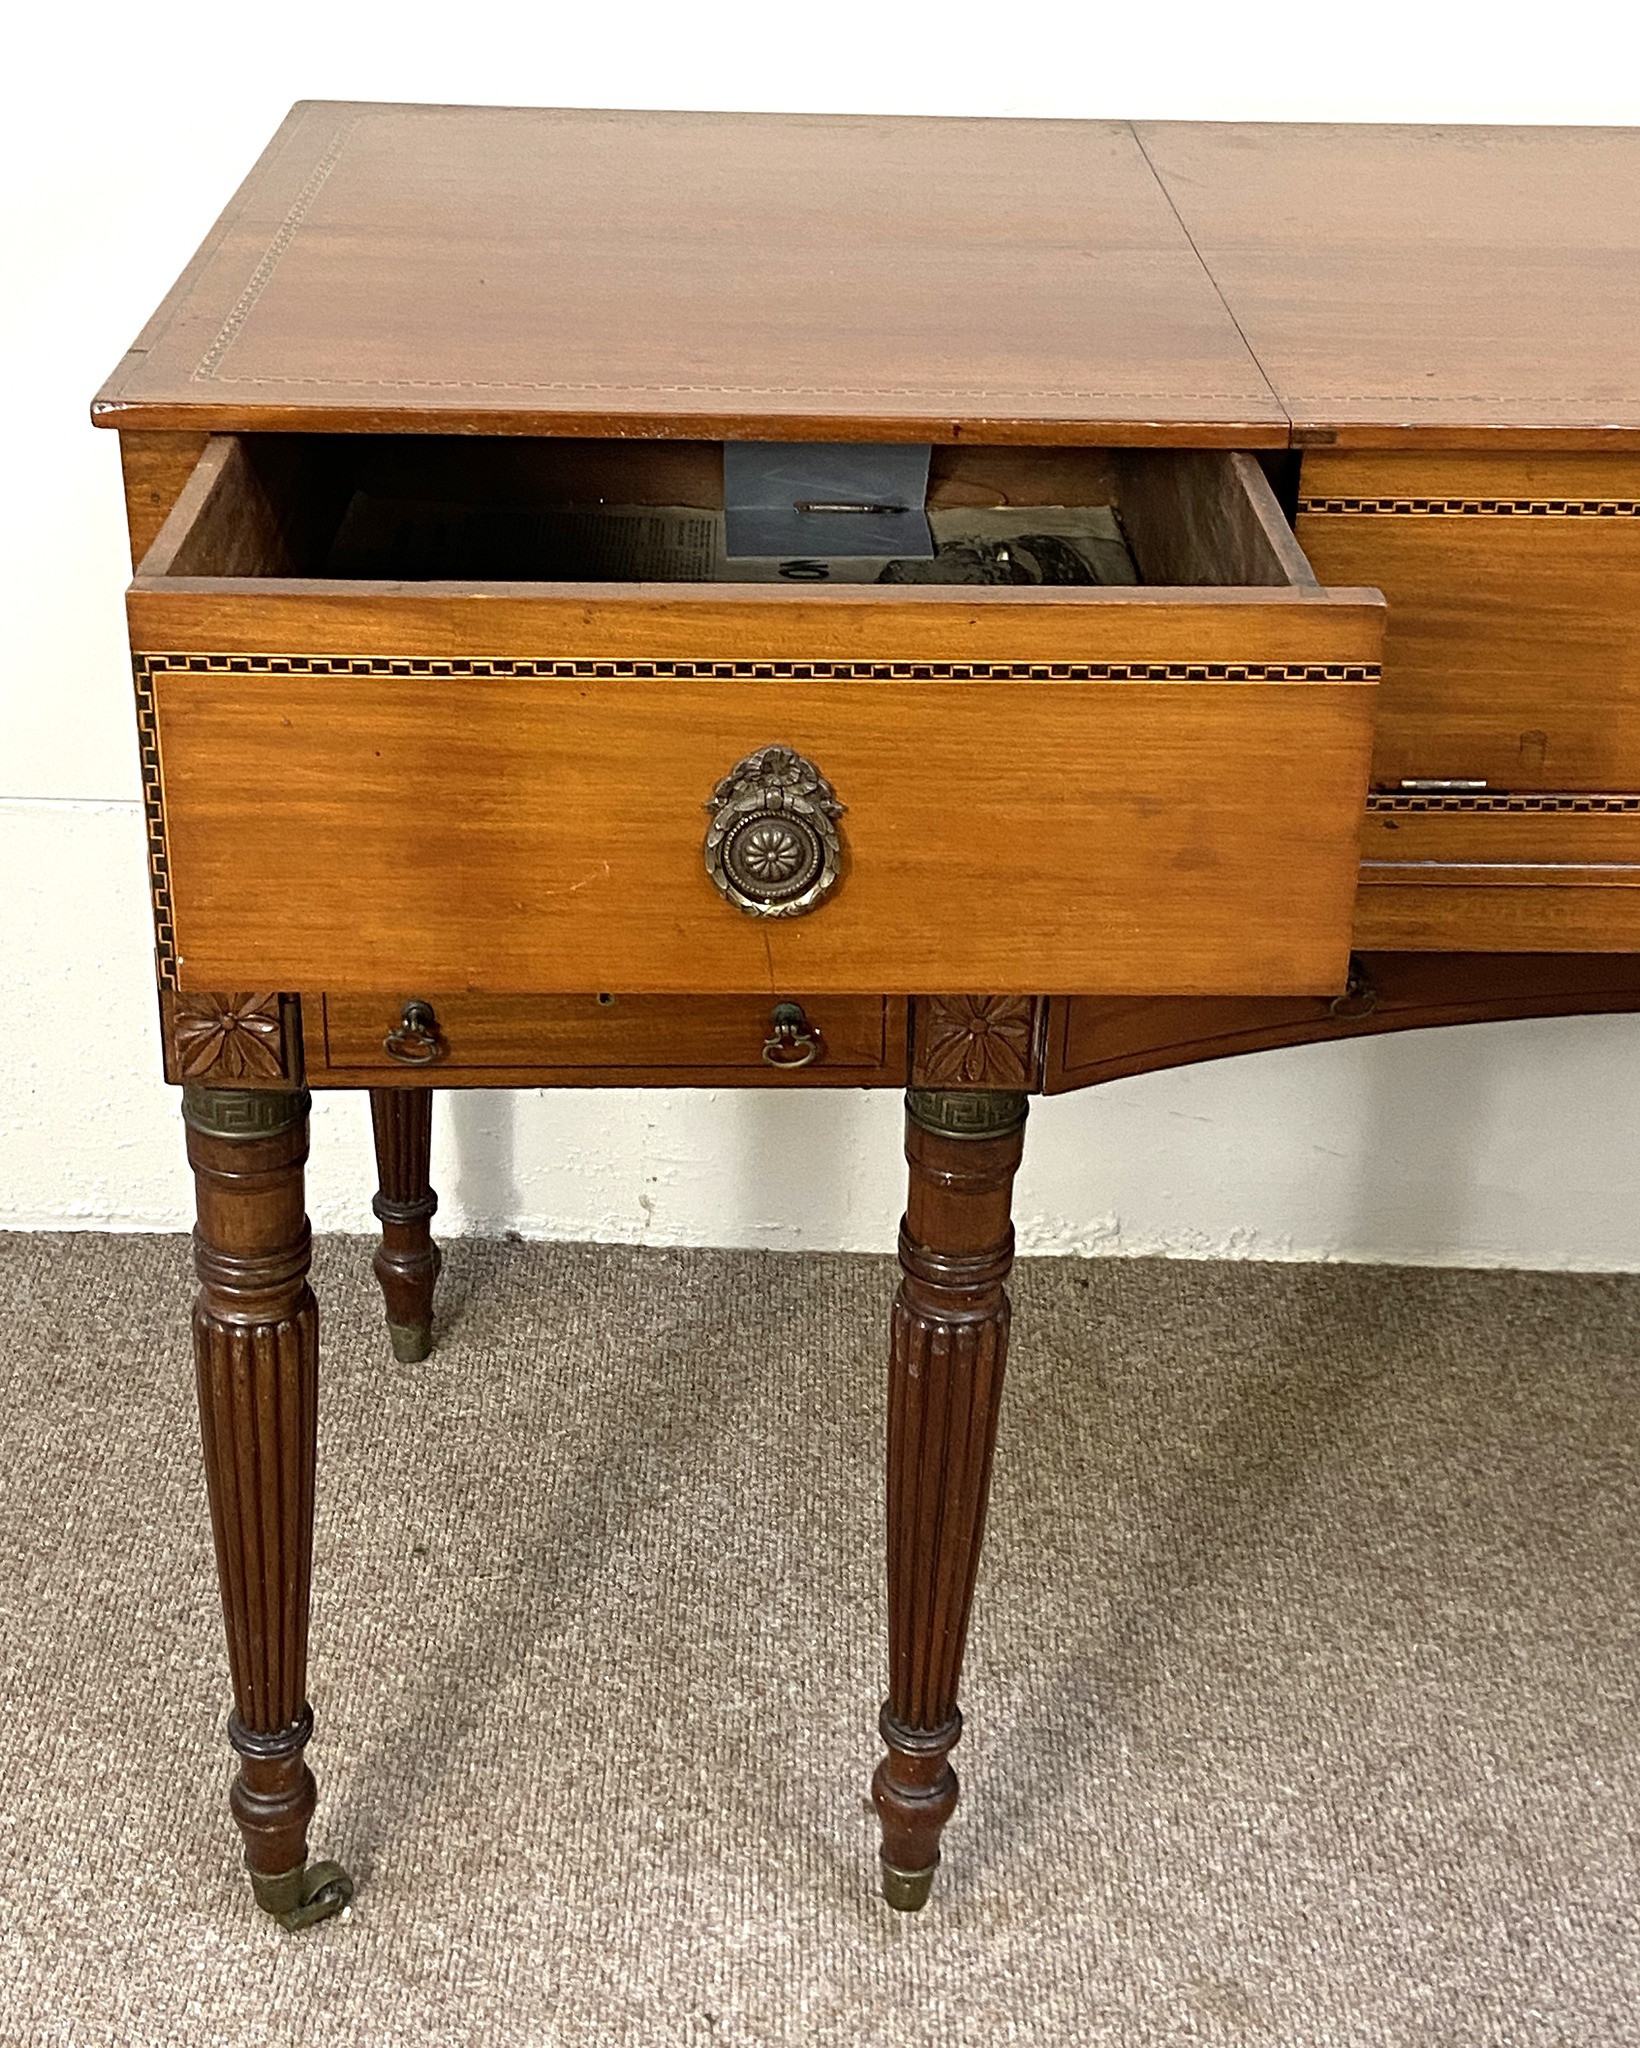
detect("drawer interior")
(142, 434), (1318, 595)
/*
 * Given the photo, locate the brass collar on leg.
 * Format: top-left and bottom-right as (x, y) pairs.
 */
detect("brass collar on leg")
(905, 1089), (1029, 1140)
(182, 1086), (312, 1139)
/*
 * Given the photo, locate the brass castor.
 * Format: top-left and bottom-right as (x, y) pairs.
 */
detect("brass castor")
(386, 1318), (433, 1364)
(880, 1859), (937, 1912)
(249, 1859), (355, 1931)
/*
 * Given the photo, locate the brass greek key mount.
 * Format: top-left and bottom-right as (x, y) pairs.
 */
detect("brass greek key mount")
(704, 746), (844, 918)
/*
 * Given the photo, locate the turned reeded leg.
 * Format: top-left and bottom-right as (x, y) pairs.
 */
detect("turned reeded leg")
(184, 1085), (353, 1931)
(369, 1087), (441, 1363)
(873, 1087), (1026, 1911)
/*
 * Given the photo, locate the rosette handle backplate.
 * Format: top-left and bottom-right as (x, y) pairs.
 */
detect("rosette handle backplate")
(704, 745), (845, 918)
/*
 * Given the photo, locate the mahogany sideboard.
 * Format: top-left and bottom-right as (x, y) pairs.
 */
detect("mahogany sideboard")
(93, 105), (1640, 1928)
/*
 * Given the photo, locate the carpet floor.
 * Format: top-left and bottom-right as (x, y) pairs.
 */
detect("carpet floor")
(1, 1234), (1637, 2047)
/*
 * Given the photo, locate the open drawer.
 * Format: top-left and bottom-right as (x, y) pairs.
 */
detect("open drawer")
(127, 435), (1384, 996)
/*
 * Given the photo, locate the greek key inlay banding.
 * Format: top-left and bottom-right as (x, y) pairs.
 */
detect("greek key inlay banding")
(1301, 496), (1640, 518)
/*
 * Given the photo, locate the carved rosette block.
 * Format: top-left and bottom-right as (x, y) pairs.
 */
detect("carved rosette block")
(162, 991), (301, 1087)
(911, 996), (1041, 1090)
(369, 1088), (442, 1362)
(184, 1084), (352, 1930)
(873, 1086), (1027, 1910)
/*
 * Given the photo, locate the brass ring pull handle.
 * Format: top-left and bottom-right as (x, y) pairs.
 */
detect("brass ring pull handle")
(704, 745), (845, 918)
(383, 999), (445, 1065)
(762, 1001), (821, 1069)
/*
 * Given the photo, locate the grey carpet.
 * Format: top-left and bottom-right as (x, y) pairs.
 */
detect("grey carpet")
(1, 1235), (1637, 2048)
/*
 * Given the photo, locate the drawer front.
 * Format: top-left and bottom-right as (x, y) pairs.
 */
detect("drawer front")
(1355, 793), (1640, 951)
(1299, 451), (1640, 790)
(133, 637), (1376, 996)
(320, 992), (894, 1078)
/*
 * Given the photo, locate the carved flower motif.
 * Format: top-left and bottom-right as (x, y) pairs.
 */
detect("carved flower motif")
(172, 993), (287, 1082)
(918, 996), (1037, 1088)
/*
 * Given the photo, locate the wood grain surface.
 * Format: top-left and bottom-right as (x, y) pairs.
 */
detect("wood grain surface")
(307, 998), (909, 1089)
(128, 434), (1383, 670)
(1138, 123), (1640, 448)
(1357, 777), (1640, 952)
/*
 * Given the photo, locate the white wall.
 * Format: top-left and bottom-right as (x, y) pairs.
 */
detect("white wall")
(5, 2), (1640, 1264)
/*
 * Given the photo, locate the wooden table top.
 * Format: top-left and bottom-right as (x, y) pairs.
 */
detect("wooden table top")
(1138, 123), (1640, 450)
(94, 104), (1640, 449)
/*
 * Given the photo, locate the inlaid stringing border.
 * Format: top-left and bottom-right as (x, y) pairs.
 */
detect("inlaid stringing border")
(193, 114), (363, 382)
(134, 649), (1380, 989)
(1300, 496), (1640, 517)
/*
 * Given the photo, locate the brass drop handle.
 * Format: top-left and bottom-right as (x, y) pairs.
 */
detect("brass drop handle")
(383, 999), (445, 1065)
(704, 745), (845, 918)
(1328, 956), (1379, 1021)
(762, 1001), (821, 1069)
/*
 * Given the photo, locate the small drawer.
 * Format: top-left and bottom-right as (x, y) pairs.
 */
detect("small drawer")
(1354, 792), (1640, 951)
(319, 992), (897, 1082)
(130, 434), (1383, 997)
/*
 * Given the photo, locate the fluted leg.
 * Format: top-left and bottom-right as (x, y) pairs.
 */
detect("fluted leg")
(184, 1085), (353, 1931)
(369, 1087), (441, 1363)
(873, 1087), (1026, 1910)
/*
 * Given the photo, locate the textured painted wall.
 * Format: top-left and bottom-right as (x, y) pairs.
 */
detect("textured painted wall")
(6, 7), (1638, 1262)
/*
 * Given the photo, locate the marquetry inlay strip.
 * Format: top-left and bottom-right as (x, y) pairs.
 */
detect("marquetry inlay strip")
(137, 652), (1378, 686)
(1368, 792), (1640, 815)
(131, 656), (181, 987)
(1300, 496), (1640, 518)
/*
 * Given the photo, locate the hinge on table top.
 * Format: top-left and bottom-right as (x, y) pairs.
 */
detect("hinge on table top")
(1398, 779), (1488, 792)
